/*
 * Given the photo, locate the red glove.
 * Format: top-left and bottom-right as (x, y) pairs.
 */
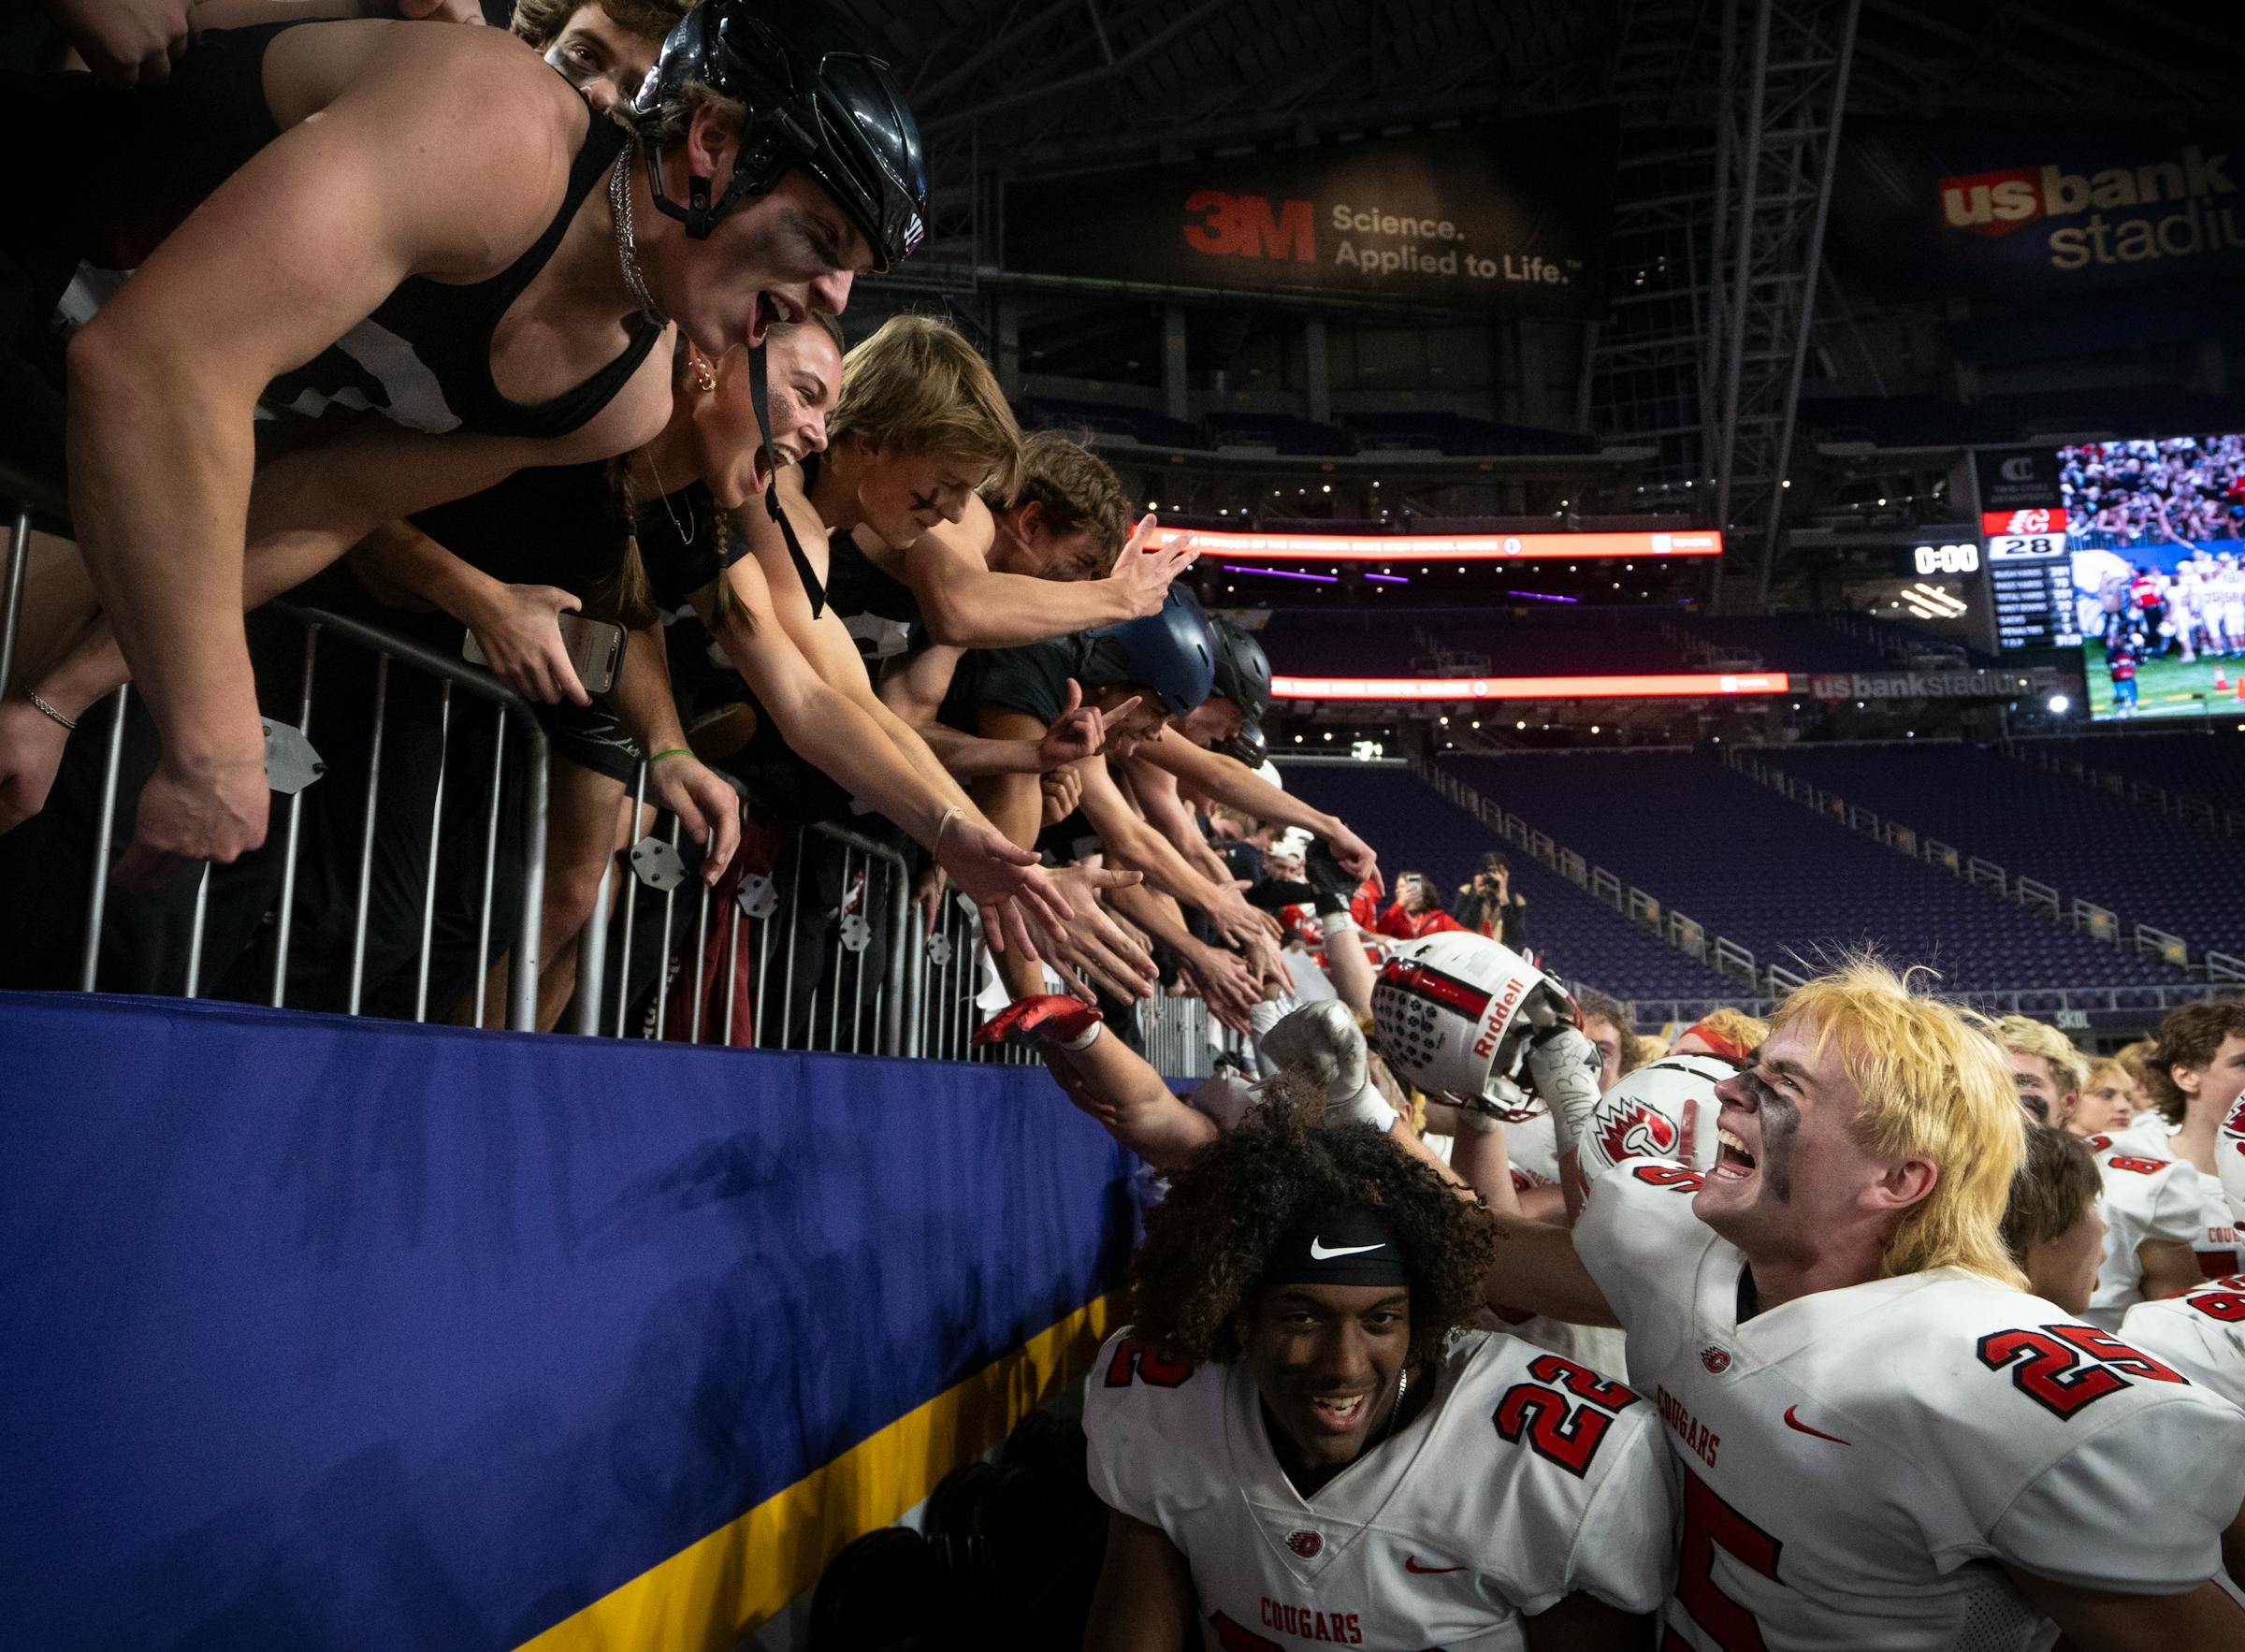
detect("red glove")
(975, 994), (1105, 1049)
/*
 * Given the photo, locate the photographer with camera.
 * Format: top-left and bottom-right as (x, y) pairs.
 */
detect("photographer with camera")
(1456, 850), (1528, 949)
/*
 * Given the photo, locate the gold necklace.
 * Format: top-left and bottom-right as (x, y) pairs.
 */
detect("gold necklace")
(640, 437), (697, 545)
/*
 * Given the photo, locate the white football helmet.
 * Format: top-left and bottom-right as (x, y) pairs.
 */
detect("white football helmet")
(1574, 1052), (1738, 1184)
(1370, 933), (1574, 1122)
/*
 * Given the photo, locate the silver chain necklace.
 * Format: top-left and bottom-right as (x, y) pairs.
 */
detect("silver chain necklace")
(610, 146), (668, 328)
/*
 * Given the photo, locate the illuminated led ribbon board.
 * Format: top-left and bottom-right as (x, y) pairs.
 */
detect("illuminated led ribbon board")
(1153, 528), (1724, 560)
(1273, 672), (1792, 701)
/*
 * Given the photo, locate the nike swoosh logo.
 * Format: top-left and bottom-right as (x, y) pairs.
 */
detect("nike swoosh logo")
(1404, 1557), (1466, 1574)
(1310, 1239), (1387, 1260)
(1783, 1404), (1850, 1446)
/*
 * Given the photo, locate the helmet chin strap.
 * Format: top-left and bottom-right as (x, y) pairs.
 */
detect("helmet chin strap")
(746, 340), (828, 618)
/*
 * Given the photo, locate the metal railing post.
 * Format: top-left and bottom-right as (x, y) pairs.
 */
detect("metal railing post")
(652, 813), (682, 1041)
(268, 622), (320, 1007)
(884, 862), (909, 1056)
(78, 686), (131, 993)
(0, 507), (30, 700)
(471, 706), (506, 1028)
(412, 680), (454, 1022)
(613, 761), (648, 1038)
(346, 657), (391, 1015)
(574, 855), (613, 1036)
(181, 866), (212, 999)
(506, 717), (547, 1032)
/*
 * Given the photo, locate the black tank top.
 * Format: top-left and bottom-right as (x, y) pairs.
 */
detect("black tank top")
(825, 528), (924, 662)
(61, 22), (661, 440)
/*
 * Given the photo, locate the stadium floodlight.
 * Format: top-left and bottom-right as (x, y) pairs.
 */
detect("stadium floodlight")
(2048, 694), (2071, 714)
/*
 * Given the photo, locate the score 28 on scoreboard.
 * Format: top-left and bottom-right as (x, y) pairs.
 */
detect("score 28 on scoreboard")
(1981, 508), (2078, 651)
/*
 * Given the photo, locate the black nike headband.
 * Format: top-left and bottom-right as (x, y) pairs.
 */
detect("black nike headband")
(1260, 1206), (1412, 1289)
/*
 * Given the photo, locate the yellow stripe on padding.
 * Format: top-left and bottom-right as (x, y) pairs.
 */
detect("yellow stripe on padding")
(511, 1293), (1118, 1652)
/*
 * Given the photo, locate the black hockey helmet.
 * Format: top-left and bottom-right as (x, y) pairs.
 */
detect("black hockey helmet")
(632, 0), (927, 266)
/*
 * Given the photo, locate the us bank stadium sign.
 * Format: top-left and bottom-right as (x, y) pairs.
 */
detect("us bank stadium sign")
(1809, 669), (2063, 702)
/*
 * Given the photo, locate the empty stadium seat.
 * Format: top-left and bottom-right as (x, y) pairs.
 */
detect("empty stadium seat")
(1757, 744), (2245, 958)
(1276, 761), (1740, 1014)
(1436, 751), (2190, 990)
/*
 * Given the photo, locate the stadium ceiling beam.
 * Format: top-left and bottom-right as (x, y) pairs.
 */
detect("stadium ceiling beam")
(905, 0), (1085, 104)
(1969, 0), (2238, 95)
(920, 0), (1238, 134)
(1701, 0), (1861, 613)
(972, 68), (1577, 178)
(2097, 0), (2245, 65)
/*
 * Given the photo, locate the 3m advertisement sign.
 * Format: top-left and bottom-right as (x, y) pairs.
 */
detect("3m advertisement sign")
(1831, 119), (2245, 297)
(1002, 116), (1615, 317)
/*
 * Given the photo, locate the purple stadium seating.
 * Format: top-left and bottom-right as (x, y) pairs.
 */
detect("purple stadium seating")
(1755, 744), (2245, 959)
(1436, 752), (2188, 990)
(1276, 761), (1742, 1017)
(1204, 411), (1356, 457)
(1343, 412), (1598, 458)
(1253, 607), (1702, 680)
(1669, 616), (1895, 673)
(2026, 732), (2245, 811)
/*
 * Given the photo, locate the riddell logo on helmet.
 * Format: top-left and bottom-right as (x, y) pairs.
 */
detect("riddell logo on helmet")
(1940, 147), (2233, 238)
(1470, 974), (1529, 1062)
(1597, 1102), (1680, 1166)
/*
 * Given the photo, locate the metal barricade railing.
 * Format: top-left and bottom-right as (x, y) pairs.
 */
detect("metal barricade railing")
(1, 469), (1236, 1065)
(280, 603), (551, 1029)
(567, 795), (1037, 1065)
(1, 463), (554, 1028)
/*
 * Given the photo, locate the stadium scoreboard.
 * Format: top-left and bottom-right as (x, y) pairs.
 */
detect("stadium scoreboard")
(1983, 509), (2078, 650)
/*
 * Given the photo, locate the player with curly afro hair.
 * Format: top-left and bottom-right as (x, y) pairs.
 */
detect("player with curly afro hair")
(1077, 1076), (1679, 1646)
(1130, 1076), (1498, 1432)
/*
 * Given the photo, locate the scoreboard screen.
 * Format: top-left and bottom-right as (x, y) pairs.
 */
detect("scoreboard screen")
(1983, 509), (2078, 651)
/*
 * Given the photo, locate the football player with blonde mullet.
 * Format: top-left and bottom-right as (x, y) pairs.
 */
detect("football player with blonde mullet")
(1467, 956), (2245, 1651)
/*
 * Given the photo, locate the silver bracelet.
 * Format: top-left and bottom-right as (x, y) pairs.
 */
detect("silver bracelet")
(21, 686), (77, 732)
(934, 804), (963, 855)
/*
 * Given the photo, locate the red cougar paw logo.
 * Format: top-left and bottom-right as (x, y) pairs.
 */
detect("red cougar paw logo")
(1286, 1529), (1323, 1558)
(1598, 1101), (1680, 1166)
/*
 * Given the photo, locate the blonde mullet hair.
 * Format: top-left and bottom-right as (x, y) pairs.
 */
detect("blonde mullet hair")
(1772, 956), (2027, 1288)
(833, 315), (1022, 499)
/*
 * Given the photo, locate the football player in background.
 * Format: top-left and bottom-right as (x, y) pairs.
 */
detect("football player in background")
(1992, 1013), (2091, 1127)
(2122, 998), (2245, 1279)
(1080, 1083), (1673, 1652)
(2001, 1123), (2108, 1317)
(2077, 1057), (2147, 1137)
(1448, 956), (2245, 1649)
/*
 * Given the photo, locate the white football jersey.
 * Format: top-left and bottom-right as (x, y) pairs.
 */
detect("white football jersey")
(1472, 1112), (1633, 1380)
(2085, 1127), (2244, 1305)
(1574, 1158), (2245, 1651)
(2122, 1274), (2245, 1411)
(1083, 1325), (1675, 1649)
(2081, 1132), (2207, 1330)
(1506, 1112), (1560, 1188)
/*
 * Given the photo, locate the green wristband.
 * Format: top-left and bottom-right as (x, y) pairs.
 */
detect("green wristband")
(649, 747), (695, 763)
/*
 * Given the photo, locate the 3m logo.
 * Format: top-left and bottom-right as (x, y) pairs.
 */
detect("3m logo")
(1183, 191), (1315, 262)
(1938, 146), (2236, 239)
